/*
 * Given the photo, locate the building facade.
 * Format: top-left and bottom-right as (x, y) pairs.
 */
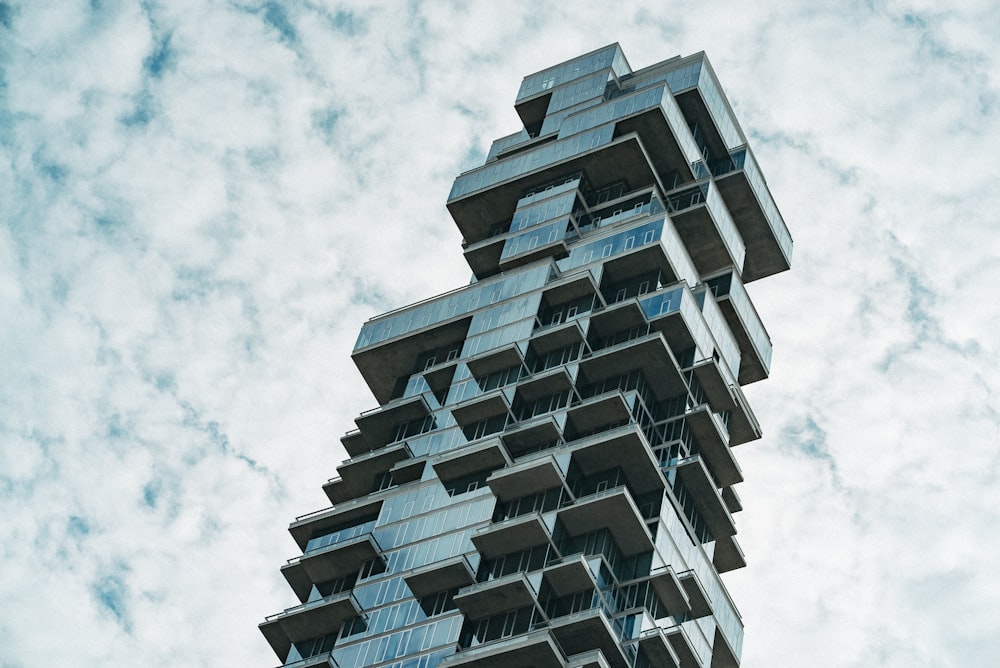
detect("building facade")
(261, 44), (792, 668)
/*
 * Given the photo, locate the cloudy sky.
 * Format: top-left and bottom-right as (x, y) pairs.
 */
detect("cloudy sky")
(2, 1), (999, 666)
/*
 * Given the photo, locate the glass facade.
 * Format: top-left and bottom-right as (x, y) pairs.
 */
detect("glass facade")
(262, 43), (792, 668)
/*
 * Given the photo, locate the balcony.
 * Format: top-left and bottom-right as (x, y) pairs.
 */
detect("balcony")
(549, 607), (630, 668)
(405, 554), (477, 598)
(323, 442), (411, 504)
(579, 332), (686, 400)
(636, 627), (681, 668)
(722, 486), (741, 514)
(353, 316), (473, 404)
(529, 318), (587, 355)
(454, 571), (540, 619)
(664, 624), (704, 668)
(432, 437), (510, 484)
(541, 554), (601, 598)
(567, 649), (612, 668)
(704, 269), (772, 384)
(665, 181), (745, 276)
(487, 454), (568, 502)
(674, 456), (737, 541)
(441, 628), (565, 668)
(711, 147), (792, 282)
(689, 359), (760, 446)
(501, 414), (562, 458)
(515, 366), (576, 403)
(713, 534), (746, 574)
(565, 392), (633, 436)
(678, 571), (712, 619)
(648, 566), (690, 615)
(259, 591), (360, 663)
(282, 533), (383, 603)
(472, 512), (555, 559)
(447, 131), (665, 246)
(288, 497), (384, 552)
(567, 424), (665, 496)
(685, 406), (742, 487)
(587, 300), (647, 345)
(498, 221), (572, 272)
(641, 286), (716, 363)
(463, 233), (507, 280)
(354, 394), (431, 452)
(451, 389), (514, 428)
(557, 487), (653, 556)
(711, 624), (741, 668)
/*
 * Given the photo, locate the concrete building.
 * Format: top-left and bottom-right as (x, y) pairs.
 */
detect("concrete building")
(260, 44), (792, 668)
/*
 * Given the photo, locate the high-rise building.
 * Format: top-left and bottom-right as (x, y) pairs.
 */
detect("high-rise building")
(260, 44), (792, 668)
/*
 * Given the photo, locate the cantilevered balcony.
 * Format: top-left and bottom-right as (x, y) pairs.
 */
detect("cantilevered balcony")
(566, 424), (665, 497)
(288, 497), (384, 552)
(463, 232), (507, 280)
(354, 316), (473, 404)
(515, 366), (576, 404)
(683, 405), (742, 486)
(323, 442), (411, 504)
(674, 456), (737, 541)
(664, 624), (704, 668)
(665, 180), (745, 276)
(711, 625), (741, 668)
(541, 554), (601, 598)
(501, 414), (563, 458)
(587, 299), (647, 346)
(451, 389), (514, 428)
(405, 554), (477, 598)
(704, 269), (773, 384)
(549, 607), (630, 668)
(636, 627), (682, 668)
(678, 571), (712, 619)
(472, 512), (556, 559)
(432, 436), (510, 484)
(567, 649), (613, 668)
(564, 391), (633, 436)
(529, 318), (587, 355)
(640, 286), (717, 364)
(498, 219), (572, 272)
(354, 394), (431, 451)
(648, 565), (691, 615)
(579, 332), (687, 399)
(711, 147), (792, 282)
(713, 534), (746, 574)
(721, 486), (742, 514)
(689, 358), (760, 446)
(441, 628), (566, 668)
(281, 533), (383, 603)
(454, 571), (540, 619)
(447, 131), (666, 246)
(487, 454), (569, 502)
(466, 343), (525, 379)
(557, 487), (653, 556)
(259, 591), (360, 663)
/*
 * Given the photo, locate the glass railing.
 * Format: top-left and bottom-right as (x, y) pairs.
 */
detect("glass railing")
(354, 264), (550, 351)
(711, 148), (793, 262)
(725, 270), (772, 369)
(653, 505), (743, 656)
(516, 45), (626, 103)
(266, 590), (361, 624)
(304, 521), (377, 554)
(486, 129), (531, 161)
(449, 124), (615, 201)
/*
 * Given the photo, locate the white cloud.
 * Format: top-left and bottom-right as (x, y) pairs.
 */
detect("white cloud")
(1, 0), (998, 666)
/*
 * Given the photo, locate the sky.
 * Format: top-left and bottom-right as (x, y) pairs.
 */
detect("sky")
(1, 1), (998, 666)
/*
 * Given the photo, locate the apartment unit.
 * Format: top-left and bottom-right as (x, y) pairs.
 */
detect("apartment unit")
(260, 44), (792, 668)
